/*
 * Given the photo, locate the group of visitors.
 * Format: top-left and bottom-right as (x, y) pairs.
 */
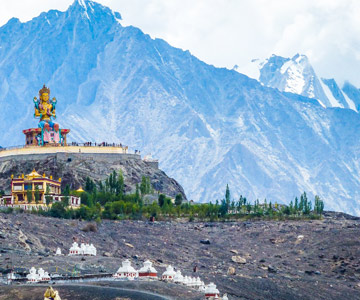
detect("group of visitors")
(70, 142), (123, 147)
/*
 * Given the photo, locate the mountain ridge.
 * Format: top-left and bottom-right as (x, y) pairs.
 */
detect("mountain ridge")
(240, 53), (360, 112)
(1, 1), (360, 215)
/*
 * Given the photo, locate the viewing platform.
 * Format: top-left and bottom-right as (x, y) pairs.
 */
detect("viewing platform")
(0, 143), (130, 159)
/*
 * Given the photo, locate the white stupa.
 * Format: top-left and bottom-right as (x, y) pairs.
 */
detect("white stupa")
(199, 284), (207, 292)
(38, 268), (51, 282)
(88, 243), (97, 256)
(194, 277), (203, 287)
(80, 243), (96, 256)
(187, 277), (195, 287)
(113, 259), (138, 280)
(68, 242), (96, 256)
(138, 260), (157, 279)
(68, 242), (80, 256)
(222, 294), (229, 300)
(80, 243), (87, 255)
(55, 247), (62, 256)
(7, 272), (17, 282)
(162, 265), (176, 281)
(182, 276), (190, 285)
(173, 270), (184, 283)
(205, 282), (220, 299)
(26, 267), (39, 283)
(189, 277), (196, 287)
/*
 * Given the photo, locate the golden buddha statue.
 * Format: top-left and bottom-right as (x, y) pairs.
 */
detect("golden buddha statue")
(34, 84), (57, 129)
(44, 286), (61, 300)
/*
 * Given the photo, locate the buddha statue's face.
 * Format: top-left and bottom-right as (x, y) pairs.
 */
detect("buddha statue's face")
(41, 92), (49, 102)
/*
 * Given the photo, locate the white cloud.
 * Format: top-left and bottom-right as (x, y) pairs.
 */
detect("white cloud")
(1, 0), (360, 86)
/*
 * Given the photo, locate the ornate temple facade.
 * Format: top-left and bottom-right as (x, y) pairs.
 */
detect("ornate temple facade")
(0, 169), (80, 210)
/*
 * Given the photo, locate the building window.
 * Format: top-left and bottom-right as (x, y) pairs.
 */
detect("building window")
(13, 185), (23, 191)
(24, 184), (32, 190)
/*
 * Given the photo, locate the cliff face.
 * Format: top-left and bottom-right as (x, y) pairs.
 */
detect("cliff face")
(0, 152), (186, 199)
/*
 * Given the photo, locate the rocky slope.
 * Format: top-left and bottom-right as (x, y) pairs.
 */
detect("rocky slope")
(0, 152), (186, 199)
(0, 213), (360, 299)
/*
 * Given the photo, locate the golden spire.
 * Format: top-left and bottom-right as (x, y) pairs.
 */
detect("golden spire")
(76, 187), (84, 193)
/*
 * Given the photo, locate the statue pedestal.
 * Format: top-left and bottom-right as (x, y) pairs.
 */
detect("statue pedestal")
(23, 128), (70, 146)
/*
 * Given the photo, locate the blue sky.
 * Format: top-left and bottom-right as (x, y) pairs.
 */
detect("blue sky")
(1, 0), (360, 86)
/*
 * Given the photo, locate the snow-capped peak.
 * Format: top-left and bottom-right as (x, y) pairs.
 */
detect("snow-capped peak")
(237, 54), (359, 112)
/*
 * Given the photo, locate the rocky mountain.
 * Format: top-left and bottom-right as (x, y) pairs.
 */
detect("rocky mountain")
(240, 54), (360, 111)
(1, 1), (360, 215)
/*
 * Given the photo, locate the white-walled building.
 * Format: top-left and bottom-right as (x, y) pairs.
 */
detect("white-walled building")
(113, 259), (138, 280)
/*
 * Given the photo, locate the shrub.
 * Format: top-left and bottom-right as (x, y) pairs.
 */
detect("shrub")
(81, 223), (97, 232)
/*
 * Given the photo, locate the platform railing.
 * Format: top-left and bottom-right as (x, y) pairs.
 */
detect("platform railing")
(0, 142), (143, 155)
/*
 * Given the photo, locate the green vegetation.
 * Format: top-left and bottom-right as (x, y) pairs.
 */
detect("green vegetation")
(26, 188), (32, 204)
(34, 185), (40, 204)
(4, 171), (325, 222)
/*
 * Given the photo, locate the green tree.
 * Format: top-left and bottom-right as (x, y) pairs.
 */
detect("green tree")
(49, 202), (66, 218)
(225, 184), (231, 207)
(246, 202), (252, 213)
(116, 170), (124, 196)
(26, 188), (32, 203)
(135, 184), (141, 202)
(299, 194), (304, 213)
(63, 184), (70, 196)
(230, 200), (235, 213)
(62, 196), (70, 207)
(85, 177), (96, 193)
(289, 200), (294, 214)
(158, 194), (166, 207)
(219, 199), (228, 217)
(175, 194), (183, 206)
(34, 185), (40, 204)
(140, 176), (151, 195)
(314, 195), (324, 215)
(294, 197), (299, 213)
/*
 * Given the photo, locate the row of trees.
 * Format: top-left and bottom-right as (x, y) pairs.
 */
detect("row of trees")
(12, 173), (325, 222)
(217, 186), (324, 218)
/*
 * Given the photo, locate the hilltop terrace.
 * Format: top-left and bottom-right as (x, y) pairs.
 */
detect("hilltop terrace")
(0, 142), (130, 158)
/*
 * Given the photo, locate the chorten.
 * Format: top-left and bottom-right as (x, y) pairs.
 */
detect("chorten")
(173, 270), (184, 283)
(204, 282), (220, 299)
(113, 259), (138, 280)
(138, 260), (157, 279)
(162, 265), (176, 281)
